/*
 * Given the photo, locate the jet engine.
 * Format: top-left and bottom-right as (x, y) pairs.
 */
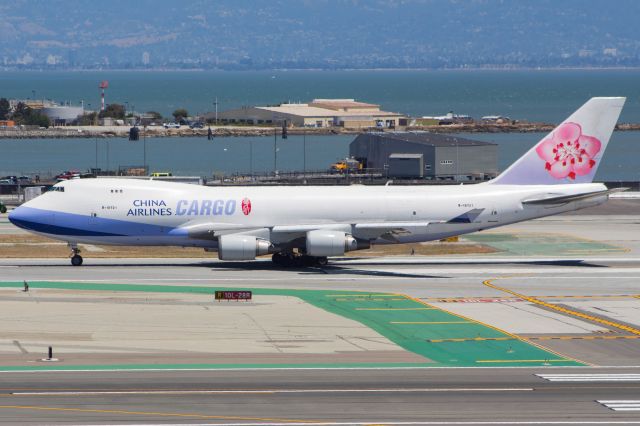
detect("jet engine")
(305, 230), (358, 257)
(218, 235), (272, 260)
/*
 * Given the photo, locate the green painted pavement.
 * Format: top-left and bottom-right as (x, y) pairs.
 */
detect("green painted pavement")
(312, 294), (581, 366)
(0, 281), (583, 369)
(467, 232), (625, 256)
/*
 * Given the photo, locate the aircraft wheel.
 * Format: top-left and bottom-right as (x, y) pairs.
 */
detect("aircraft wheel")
(315, 256), (328, 266)
(272, 253), (287, 266)
(71, 255), (83, 266)
(281, 254), (295, 267)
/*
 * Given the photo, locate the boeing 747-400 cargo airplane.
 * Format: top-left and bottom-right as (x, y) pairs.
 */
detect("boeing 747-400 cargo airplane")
(8, 97), (625, 266)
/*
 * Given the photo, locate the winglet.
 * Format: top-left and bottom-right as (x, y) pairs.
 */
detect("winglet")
(490, 97), (625, 185)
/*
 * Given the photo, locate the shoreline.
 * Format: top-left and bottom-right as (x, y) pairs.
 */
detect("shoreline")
(1, 122), (640, 139)
(6, 67), (640, 73)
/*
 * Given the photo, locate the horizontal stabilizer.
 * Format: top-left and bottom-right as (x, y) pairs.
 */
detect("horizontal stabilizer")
(521, 188), (625, 205)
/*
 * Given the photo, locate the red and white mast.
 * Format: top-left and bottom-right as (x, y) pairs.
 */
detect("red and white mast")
(99, 80), (109, 111)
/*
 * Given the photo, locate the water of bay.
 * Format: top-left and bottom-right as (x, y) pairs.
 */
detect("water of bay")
(1, 69), (638, 180)
(1, 69), (639, 122)
(0, 131), (638, 181)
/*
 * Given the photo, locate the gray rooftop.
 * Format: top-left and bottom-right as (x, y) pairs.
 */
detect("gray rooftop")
(389, 153), (424, 159)
(361, 132), (497, 147)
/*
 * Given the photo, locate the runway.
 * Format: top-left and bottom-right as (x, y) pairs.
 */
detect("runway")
(1, 367), (640, 425)
(3, 255), (640, 297)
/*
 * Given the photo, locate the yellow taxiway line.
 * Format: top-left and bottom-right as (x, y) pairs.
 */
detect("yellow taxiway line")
(0, 404), (319, 423)
(355, 307), (436, 311)
(391, 321), (473, 325)
(483, 279), (640, 336)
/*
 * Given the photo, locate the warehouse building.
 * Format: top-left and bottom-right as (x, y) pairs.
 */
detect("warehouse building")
(213, 99), (406, 128)
(9, 99), (84, 125)
(40, 105), (84, 125)
(349, 132), (498, 180)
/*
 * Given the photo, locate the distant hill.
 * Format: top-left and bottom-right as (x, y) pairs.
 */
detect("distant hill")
(2, 0), (639, 70)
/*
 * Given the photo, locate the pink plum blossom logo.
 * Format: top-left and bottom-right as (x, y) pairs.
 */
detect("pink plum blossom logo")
(536, 122), (601, 180)
(241, 198), (252, 215)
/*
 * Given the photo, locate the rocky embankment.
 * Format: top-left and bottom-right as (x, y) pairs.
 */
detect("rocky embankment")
(1, 122), (639, 139)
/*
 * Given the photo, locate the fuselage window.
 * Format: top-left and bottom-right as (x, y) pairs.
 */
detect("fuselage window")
(48, 186), (64, 192)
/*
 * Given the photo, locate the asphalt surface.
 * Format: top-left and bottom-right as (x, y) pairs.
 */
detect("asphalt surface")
(2, 255), (640, 298)
(1, 367), (640, 425)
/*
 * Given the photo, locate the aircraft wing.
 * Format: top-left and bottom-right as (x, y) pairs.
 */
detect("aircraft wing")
(354, 222), (433, 241)
(170, 222), (264, 240)
(178, 212), (480, 243)
(521, 188), (625, 206)
(273, 222), (435, 241)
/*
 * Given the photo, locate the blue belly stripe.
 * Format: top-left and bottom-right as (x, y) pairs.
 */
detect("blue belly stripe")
(9, 206), (173, 237)
(10, 217), (125, 237)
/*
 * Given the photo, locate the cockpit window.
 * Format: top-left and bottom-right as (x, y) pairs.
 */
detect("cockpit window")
(48, 186), (65, 192)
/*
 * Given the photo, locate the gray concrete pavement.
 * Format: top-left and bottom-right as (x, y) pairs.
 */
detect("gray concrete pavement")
(1, 367), (640, 424)
(2, 255), (640, 367)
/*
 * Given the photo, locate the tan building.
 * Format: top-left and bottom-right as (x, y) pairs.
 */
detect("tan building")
(213, 99), (406, 129)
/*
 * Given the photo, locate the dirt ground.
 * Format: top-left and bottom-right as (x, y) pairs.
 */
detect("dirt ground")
(0, 234), (497, 258)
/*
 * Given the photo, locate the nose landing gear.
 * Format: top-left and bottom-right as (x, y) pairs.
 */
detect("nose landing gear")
(69, 244), (83, 266)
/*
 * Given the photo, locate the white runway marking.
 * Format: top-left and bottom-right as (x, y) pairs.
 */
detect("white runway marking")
(11, 387), (532, 396)
(537, 374), (640, 382)
(598, 400), (640, 411)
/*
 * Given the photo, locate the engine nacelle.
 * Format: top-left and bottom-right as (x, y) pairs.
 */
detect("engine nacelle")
(305, 230), (357, 257)
(218, 235), (271, 261)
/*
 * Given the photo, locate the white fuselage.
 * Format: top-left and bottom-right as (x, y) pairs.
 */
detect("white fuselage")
(10, 178), (608, 250)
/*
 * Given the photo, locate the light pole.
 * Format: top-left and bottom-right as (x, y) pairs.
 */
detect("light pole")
(95, 136), (98, 171)
(214, 97), (218, 125)
(143, 125), (147, 174)
(273, 126), (277, 174)
(303, 128), (307, 175)
(455, 138), (459, 182)
(106, 139), (110, 174)
(249, 139), (253, 178)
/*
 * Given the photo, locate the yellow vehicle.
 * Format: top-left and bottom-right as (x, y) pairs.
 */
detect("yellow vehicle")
(151, 172), (173, 177)
(330, 157), (363, 173)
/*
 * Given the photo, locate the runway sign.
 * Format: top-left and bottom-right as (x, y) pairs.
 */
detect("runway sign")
(215, 290), (252, 301)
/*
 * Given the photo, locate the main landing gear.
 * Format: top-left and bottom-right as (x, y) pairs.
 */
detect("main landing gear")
(69, 244), (83, 266)
(271, 252), (328, 267)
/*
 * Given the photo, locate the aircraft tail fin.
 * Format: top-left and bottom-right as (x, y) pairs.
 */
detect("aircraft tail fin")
(490, 97), (625, 185)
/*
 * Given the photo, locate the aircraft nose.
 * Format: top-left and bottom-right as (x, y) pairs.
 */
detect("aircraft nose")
(8, 206), (26, 228)
(7, 204), (40, 231)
